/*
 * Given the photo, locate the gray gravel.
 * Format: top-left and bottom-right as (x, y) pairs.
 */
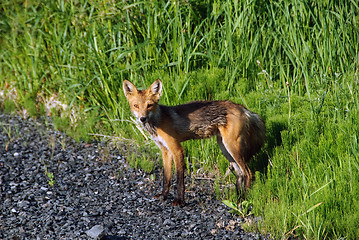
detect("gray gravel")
(0, 113), (268, 239)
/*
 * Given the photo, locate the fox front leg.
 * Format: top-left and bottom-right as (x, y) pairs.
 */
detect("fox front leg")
(171, 144), (185, 207)
(157, 147), (172, 201)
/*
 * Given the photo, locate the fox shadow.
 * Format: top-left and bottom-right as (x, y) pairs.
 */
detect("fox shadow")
(249, 119), (287, 176)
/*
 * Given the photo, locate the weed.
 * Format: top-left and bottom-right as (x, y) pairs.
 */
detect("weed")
(222, 200), (252, 218)
(138, 157), (155, 174)
(58, 137), (66, 151)
(127, 150), (155, 174)
(1, 123), (19, 151)
(42, 159), (55, 187)
(46, 172), (55, 187)
(2, 99), (17, 113)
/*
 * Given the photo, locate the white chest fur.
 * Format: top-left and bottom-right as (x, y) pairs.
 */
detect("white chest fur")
(151, 134), (169, 150)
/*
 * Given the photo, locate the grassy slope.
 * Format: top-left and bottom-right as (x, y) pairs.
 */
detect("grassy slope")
(1, 0), (359, 239)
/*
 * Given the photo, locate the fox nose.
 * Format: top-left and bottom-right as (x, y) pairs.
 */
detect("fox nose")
(140, 117), (147, 123)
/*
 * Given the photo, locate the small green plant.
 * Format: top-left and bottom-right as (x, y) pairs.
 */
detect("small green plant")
(128, 152), (138, 169)
(2, 99), (17, 113)
(222, 200), (252, 218)
(46, 172), (55, 187)
(58, 138), (66, 150)
(138, 156), (155, 174)
(1, 123), (19, 151)
(217, 156), (229, 176)
(1, 123), (12, 140)
(42, 158), (55, 187)
(52, 113), (70, 132)
(49, 135), (56, 158)
(214, 179), (221, 199)
(21, 94), (44, 118)
(127, 151), (155, 174)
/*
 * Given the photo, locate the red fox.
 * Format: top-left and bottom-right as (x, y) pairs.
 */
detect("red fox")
(123, 79), (265, 206)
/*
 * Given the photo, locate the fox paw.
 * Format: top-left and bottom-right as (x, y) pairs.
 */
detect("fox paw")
(154, 193), (162, 199)
(154, 192), (169, 201)
(172, 199), (185, 207)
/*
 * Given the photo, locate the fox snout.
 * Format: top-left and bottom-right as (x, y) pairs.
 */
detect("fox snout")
(131, 106), (153, 124)
(133, 112), (150, 124)
(140, 116), (148, 123)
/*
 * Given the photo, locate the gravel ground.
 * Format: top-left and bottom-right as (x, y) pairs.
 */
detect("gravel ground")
(0, 113), (268, 239)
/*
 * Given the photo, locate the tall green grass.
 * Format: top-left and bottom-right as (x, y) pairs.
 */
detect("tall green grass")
(1, 0), (358, 239)
(249, 75), (359, 239)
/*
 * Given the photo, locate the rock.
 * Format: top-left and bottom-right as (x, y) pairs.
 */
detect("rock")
(17, 200), (30, 208)
(86, 225), (105, 239)
(163, 219), (174, 225)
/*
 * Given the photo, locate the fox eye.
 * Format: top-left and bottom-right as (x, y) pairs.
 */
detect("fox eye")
(133, 104), (139, 109)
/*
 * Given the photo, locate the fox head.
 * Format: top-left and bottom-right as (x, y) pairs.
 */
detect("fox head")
(123, 79), (162, 123)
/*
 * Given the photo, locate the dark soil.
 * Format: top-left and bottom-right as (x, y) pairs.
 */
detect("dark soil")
(0, 113), (268, 239)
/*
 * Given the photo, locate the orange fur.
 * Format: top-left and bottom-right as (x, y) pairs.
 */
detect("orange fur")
(123, 79), (265, 206)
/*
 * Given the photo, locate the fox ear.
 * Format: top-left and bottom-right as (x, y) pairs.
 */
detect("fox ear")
(150, 79), (162, 97)
(123, 80), (137, 97)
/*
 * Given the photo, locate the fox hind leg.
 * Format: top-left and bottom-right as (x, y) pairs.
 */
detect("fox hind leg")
(217, 134), (252, 197)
